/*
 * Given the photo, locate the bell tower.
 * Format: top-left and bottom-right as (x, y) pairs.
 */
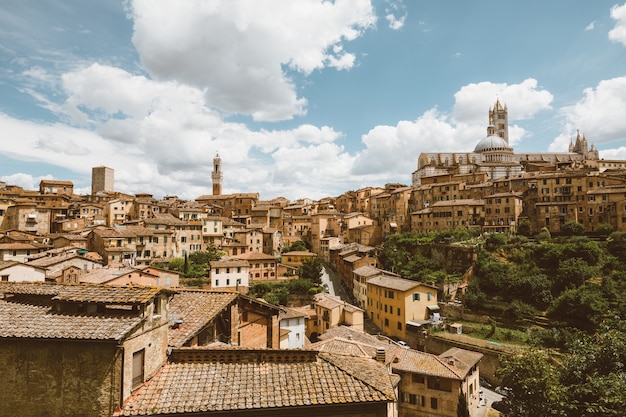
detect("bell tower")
(488, 99), (509, 144)
(212, 153), (223, 196)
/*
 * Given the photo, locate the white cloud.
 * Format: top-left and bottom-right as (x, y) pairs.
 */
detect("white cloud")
(0, 59), (357, 201)
(609, 3), (626, 45)
(385, 13), (406, 30)
(585, 20), (596, 31)
(0, 173), (52, 191)
(599, 146), (626, 160)
(452, 79), (553, 125)
(128, 0), (376, 121)
(558, 76), (626, 146)
(352, 79), (555, 177)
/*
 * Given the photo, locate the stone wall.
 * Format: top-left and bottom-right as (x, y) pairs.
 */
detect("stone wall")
(0, 340), (122, 417)
(429, 244), (477, 274)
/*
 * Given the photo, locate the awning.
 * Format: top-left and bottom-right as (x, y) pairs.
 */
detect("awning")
(427, 305), (440, 312)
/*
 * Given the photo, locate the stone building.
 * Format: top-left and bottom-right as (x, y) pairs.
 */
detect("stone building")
(412, 100), (599, 187)
(0, 282), (172, 417)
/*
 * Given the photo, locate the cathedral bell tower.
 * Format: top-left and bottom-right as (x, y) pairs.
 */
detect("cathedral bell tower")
(488, 99), (509, 144)
(212, 153), (223, 196)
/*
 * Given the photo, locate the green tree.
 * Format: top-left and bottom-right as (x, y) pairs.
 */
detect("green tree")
(547, 283), (609, 330)
(607, 231), (626, 262)
(596, 222), (613, 237)
(457, 391), (470, 417)
(485, 233), (507, 251)
(560, 319), (626, 416)
(168, 257), (185, 272)
(287, 279), (316, 295)
(188, 246), (223, 264)
(299, 257), (323, 285)
(561, 220), (584, 236)
(553, 257), (595, 294)
(284, 240), (308, 252)
(517, 219), (532, 237)
(496, 349), (566, 417)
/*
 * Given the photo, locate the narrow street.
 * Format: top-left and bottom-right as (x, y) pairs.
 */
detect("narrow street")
(321, 263), (382, 335)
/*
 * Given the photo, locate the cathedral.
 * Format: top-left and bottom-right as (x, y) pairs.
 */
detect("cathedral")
(412, 100), (599, 186)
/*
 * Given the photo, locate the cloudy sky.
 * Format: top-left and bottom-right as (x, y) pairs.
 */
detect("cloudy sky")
(2, 1), (626, 201)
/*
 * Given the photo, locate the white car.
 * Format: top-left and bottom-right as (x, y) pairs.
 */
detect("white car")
(397, 340), (410, 348)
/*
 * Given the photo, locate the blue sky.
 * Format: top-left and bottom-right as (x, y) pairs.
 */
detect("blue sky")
(2, 0), (626, 201)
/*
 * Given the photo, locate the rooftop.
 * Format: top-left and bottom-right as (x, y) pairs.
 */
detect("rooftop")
(116, 348), (395, 416)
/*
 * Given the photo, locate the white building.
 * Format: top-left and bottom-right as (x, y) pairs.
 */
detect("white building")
(0, 261), (46, 282)
(209, 259), (250, 290)
(279, 307), (307, 348)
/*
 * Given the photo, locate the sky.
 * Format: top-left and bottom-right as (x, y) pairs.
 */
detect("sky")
(2, 1), (626, 201)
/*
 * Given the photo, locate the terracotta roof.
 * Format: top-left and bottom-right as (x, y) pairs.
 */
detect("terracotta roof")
(209, 259), (250, 268)
(0, 299), (142, 341)
(343, 254), (362, 263)
(231, 251), (277, 261)
(392, 348), (464, 380)
(352, 265), (384, 277)
(367, 275), (425, 291)
(279, 306), (307, 320)
(116, 349), (395, 416)
(0, 283), (147, 341)
(168, 290), (239, 348)
(0, 260), (20, 271)
(438, 347), (483, 377)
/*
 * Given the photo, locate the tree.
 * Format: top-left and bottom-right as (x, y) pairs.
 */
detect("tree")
(299, 257), (323, 285)
(553, 257), (595, 294)
(485, 233), (507, 251)
(607, 231), (626, 262)
(188, 247), (222, 264)
(596, 222), (613, 237)
(496, 349), (566, 417)
(284, 240), (307, 252)
(517, 219), (532, 237)
(559, 319), (626, 416)
(561, 220), (584, 236)
(547, 283), (609, 330)
(457, 391), (470, 417)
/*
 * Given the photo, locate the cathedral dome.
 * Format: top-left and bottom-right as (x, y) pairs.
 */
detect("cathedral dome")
(474, 134), (511, 153)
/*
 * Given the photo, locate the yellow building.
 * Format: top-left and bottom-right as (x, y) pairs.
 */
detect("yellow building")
(280, 250), (317, 268)
(367, 275), (438, 341)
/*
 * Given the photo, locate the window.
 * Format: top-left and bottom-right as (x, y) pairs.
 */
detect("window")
(431, 397), (438, 409)
(413, 293), (420, 301)
(132, 349), (145, 389)
(226, 279), (230, 286)
(1, 275), (8, 282)
(412, 374), (425, 383)
(397, 307), (401, 316)
(397, 322), (402, 330)
(215, 279), (219, 286)
(214, 268), (219, 274)
(427, 292), (432, 301)
(384, 318), (389, 327)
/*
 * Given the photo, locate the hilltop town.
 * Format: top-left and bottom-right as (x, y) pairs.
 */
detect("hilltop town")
(1, 102), (626, 417)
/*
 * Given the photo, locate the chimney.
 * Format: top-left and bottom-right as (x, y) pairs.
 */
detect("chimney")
(375, 347), (386, 362)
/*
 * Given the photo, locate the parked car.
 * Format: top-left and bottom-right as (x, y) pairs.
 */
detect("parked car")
(495, 386), (512, 396)
(396, 340), (410, 349)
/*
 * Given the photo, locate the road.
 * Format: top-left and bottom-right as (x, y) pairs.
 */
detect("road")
(474, 387), (503, 417)
(321, 263), (382, 334)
